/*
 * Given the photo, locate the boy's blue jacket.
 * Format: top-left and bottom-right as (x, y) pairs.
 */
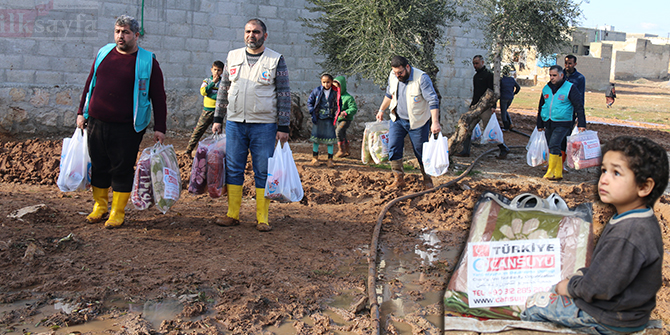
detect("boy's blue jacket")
(307, 86), (340, 124)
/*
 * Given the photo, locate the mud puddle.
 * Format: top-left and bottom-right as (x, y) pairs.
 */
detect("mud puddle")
(0, 297), (202, 334)
(1, 231), (458, 334)
(377, 229), (460, 331)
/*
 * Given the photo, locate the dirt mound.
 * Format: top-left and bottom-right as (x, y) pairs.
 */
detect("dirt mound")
(0, 139), (61, 185)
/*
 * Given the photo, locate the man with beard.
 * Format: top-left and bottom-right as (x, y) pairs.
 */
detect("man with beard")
(76, 15), (167, 229)
(211, 18), (291, 232)
(376, 55), (441, 190)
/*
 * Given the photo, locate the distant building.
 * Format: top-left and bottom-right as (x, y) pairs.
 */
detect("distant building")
(510, 27), (669, 90)
(569, 26), (626, 56)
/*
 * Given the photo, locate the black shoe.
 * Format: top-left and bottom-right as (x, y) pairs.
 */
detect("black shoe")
(496, 150), (509, 160)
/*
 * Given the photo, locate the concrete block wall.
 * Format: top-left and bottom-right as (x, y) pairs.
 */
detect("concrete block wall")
(611, 39), (670, 80)
(0, 0), (483, 138)
(437, 23), (489, 133)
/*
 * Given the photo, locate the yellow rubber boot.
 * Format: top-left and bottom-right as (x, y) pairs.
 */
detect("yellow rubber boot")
(86, 186), (109, 223)
(551, 154), (563, 180)
(227, 184), (243, 220)
(105, 191), (130, 229)
(215, 184), (242, 226)
(543, 154), (556, 179)
(216, 184), (244, 227)
(255, 188), (272, 231)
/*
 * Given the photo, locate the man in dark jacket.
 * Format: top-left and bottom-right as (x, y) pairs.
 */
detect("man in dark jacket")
(454, 55), (509, 159)
(499, 65), (521, 131)
(561, 54), (586, 159)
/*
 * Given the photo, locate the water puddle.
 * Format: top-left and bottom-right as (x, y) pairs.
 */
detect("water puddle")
(377, 229), (460, 332)
(128, 300), (183, 326)
(0, 297), (189, 334)
(0, 235), (459, 334)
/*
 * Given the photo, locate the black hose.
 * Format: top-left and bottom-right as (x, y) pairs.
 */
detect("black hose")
(367, 144), (527, 334)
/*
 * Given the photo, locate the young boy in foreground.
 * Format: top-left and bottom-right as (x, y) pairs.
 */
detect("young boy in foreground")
(521, 136), (668, 335)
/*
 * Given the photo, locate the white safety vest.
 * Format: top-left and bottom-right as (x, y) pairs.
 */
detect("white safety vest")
(388, 67), (431, 130)
(226, 47), (282, 123)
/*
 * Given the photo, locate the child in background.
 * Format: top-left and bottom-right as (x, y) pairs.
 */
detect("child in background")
(333, 76), (358, 158)
(521, 136), (668, 335)
(605, 83), (616, 108)
(308, 73), (340, 167)
(185, 60), (224, 157)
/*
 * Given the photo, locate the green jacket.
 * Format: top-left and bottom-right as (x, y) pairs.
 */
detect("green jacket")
(334, 76), (358, 121)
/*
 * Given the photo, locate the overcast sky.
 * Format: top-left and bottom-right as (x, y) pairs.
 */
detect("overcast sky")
(578, 0), (670, 38)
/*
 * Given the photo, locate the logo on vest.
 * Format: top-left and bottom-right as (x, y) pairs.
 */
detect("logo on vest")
(230, 68), (237, 76)
(413, 96), (422, 103)
(543, 94), (549, 99)
(260, 70), (271, 83)
(557, 94), (566, 101)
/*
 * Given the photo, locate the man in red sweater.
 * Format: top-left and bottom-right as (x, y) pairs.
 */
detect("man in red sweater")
(76, 15), (167, 228)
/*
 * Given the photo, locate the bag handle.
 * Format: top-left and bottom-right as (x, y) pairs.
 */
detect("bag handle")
(547, 193), (569, 211)
(510, 193), (570, 212)
(509, 193), (547, 209)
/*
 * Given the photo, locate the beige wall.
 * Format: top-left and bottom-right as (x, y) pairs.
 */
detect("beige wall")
(611, 39), (670, 80)
(558, 46), (612, 92)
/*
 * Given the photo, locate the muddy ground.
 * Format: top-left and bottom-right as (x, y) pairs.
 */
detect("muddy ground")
(1, 110), (669, 335)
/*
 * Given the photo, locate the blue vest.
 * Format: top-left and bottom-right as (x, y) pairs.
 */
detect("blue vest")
(540, 81), (574, 122)
(83, 43), (155, 132)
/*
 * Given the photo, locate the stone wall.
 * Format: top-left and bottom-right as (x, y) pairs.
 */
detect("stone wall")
(0, 0), (486, 138)
(610, 39), (670, 81)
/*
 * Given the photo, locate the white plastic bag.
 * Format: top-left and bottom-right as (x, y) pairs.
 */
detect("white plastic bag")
(57, 128), (91, 192)
(422, 133), (450, 176)
(265, 142), (304, 203)
(526, 127), (549, 167)
(361, 121), (390, 164)
(526, 127), (539, 151)
(481, 113), (504, 144)
(470, 123), (482, 142)
(570, 125), (579, 136)
(150, 143), (181, 214)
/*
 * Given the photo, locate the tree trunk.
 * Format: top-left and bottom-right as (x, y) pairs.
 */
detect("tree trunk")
(493, 45), (502, 97)
(289, 93), (304, 140)
(448, 89), (499, 154)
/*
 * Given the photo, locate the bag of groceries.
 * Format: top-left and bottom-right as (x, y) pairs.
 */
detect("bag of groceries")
(361, 121), (390, 164)
(265, 142), (303, 203)
(57, 128), (91, 192)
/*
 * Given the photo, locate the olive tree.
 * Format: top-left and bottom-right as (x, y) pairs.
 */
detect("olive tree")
(302, 0), (464, 87)
(478, 0), (582, 94)
(449, 0), (582, 153)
